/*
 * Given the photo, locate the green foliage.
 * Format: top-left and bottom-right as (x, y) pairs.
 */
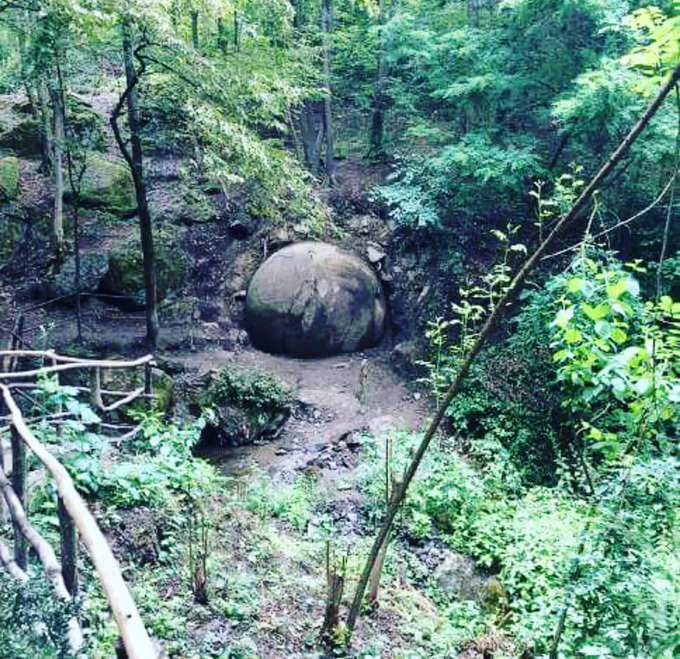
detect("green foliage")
(376, 133), (543, 229)
(359, 427), (680, 656)
(201, 367), (292, 415)
(28, 380), (220, 508)
(243, 468), (317, 532)
(0, 155), (19, 200)
(0, 575), (78, 659)
(418, 227), (557, 485)
(551, 251), (680, 475)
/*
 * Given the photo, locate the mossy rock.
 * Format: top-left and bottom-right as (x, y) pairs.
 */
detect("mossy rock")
(70, 154), (136, 216)
(39, 252), (109, 304)
(196, 367), (292, 447)
(0, 119), (42, 157)
(101, 233), (186, 307)
(0, 213), (23, 267)
(0, 156), (19, 201)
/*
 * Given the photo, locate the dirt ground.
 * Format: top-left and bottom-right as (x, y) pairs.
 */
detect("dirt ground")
(183, 345), (430, 489)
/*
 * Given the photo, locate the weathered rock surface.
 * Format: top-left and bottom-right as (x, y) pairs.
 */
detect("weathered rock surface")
(101, 233), (186, 307)
(245, 241), (386, 357)
(0, 156), (19, 200)
(0, 119), (42, 157)
(67, 154), (136, 216)
(40, 252), (109, 303)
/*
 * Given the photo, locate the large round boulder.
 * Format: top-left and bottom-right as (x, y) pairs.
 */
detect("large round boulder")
(245, 242), (386, 357)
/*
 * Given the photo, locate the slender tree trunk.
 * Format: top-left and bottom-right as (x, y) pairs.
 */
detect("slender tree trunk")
(368, 0), (386, 160)
(191, 10), (199, 49)
(344, 63), (680, 645)
(300, 101), (323, 173)
(233, 10), (240, 50)
(48, 75), (64, 260)
(321, 0), (336, 184)
(217, 17), (226, 53)
(57, 61), (85, 343)
(657, 85), (680, 299)
(37, 80), (52, 173)
(119, 27), (159, 347)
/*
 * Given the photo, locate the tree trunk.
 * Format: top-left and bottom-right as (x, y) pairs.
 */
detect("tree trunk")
(368, 0), (386, 160)
(121, 29), (159, 347)
(300, 101), (323, 173)
(217, 17), (226, 53)
(321, 0), (336, 184)
(191, 10), (199, 49)
(48, 76), (64, 260)
(37, 80), (52, 173)
(233, 10), (240, 51)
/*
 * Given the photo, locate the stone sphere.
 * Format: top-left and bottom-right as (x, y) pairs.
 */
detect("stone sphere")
(245, 242), (386, 357)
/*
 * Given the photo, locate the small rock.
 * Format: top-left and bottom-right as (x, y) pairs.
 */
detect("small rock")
(233, 289), (247, 301)
(366, 244), (386, 264)
(39, 252), (109, 305)
(155, 356), (185, 375)
(391, 340), (425, 379)
(413, 392), (421, 401)
(268, 227), (292, 251)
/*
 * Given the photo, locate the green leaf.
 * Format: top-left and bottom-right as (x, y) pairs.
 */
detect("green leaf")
(555, 306), (574, 329)
(660, 295), (673, 313)
(633, 375), (652, 396)
(594, 320), (612, 339)
(625, 277), (640, 297)
(611, 328), (627, 344)
(565, 328), (582, 344)
(606, 279), (627, 300)
(581, 303), (610, 321)
(567, 277), (584, 293)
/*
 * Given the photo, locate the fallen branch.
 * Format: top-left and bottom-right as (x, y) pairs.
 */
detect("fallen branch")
(345, 64), (680, 640)
(100, 387), (144, 413)
(0, 355), (153, 380)
(0, 535), (28, 582)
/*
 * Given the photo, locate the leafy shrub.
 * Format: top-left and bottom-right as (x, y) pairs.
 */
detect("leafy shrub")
(375, 132), (544, 230)
(201, 367), (292, 412)
(0, 574), (78, 659)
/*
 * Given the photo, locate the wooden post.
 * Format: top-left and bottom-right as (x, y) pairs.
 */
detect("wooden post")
(144, 362), (152, 410)
(58, 496), (78, 595)
(90, 367), (103, 410)
(10, 424), (27, 569)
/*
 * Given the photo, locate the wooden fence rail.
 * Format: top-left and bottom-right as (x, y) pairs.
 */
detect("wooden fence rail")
(0, 346), (158, 659)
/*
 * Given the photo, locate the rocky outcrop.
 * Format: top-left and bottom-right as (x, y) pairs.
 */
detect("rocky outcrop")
(245, 241), (386, 357)
(196, 367), (292, 448)
(0, 119), (42, 157)
(39, 252), (109, 304)
(101, 233), (186, 308)
(0, 156), (19, 200)
(68, 154), (136, 216)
